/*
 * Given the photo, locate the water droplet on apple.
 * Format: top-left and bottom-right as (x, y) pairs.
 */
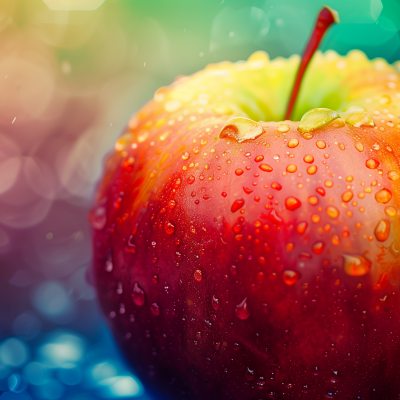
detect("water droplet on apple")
(375, 188), (392, 204)
(245, 367), (255, 380)
(132, 282), (145, 306)
(316, 140), (326, 149)
(105, 251), (113, 272)
(345, 112), (375, 127)
(151, 303), (160, 316)
(374, 219), (390, 242)
(89, 204), (107, 230)
(297, 221), (307, 234)
(355, 142), (364, 152)
(164, 221), (175, 235)
(342, 191), (353, 202)
(312, 242), (324, 254)
(269, 209), (282, 224)
(116, 281), (123, 294)
(231, 199), (245, 213)
(326, 206), (339, 218)
(388, 170), (400, 181)
(254, 155), (264, 162)
(187, 175), (195, 184)
(168, 200), (176, 210)
(288, 138), (299, 148)
(277, 123), (290, 133)
(283, 270), (299, 285)
(259, 164), (273, 172)
(235, 168), (244, 176)
(298, 108), (340, 134)
(286, 164), (297, 173)
(316, 187), (325, 196)
(182, 152), (190, 160)
(366, 159), (379, 169)
(243, 187), (253, 194)
(271, 182), (282, 191)
(236, 297), (251, 320)
(212, 295), (219, 310)
(303, 154), (314, 163)
(385, 206), (397, 217)
(307, 165), (317, 175)
(194, 270), (202, 281)
(219, 117), (263, 143)
(343, 254), (371, 276)
(285, 196), (301, 211)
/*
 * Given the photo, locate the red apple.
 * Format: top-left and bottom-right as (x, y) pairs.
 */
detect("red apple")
(91, 7), (400, 399)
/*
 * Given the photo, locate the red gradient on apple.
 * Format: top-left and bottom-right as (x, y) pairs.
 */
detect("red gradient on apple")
(91, 6), (400, 400)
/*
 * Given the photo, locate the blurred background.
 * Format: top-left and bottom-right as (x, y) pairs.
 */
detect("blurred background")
(0, 0), (399, 398)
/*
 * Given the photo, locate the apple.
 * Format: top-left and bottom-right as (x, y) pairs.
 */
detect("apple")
(91, 6), (400, 400)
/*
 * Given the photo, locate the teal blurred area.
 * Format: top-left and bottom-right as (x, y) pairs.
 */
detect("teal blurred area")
(0, 0), (399, 399)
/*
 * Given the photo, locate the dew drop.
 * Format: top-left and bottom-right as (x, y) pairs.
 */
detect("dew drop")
(372, 142), (380, 151)
(164, 221), (175, 235)
(297, 221), (307, 234)
(385, 206), (397, 217)
(285, 196), (302, 211)
(283, 270), (299, 286)
(308, 196), (318, 205)
(277, 124), (289, 133)
(182, 152), (190, 160)
(243, 187), (253, 194)
(187, 175), (195, 184)
(219, 117), (263, 142)
(235, 169), (244, 176)
(231, 199), (245, 212)
(194, 270), (202, 281)
(89, 204), (107, 230)
(245, 367), (255, 381)
(151, 303), (160, 316)
(254, 155), (264, 162)
(375, 188), (392, 204)
(307, 165), (317, 175)
(168, 200), (176, 210)
(343, 254), (371, 276)
(126, 235), (136, 254)
(316, 187), (325, 196)
(326, 206), (339, 219)
(236, 297), (251, 320)
(342, 191), (353, 202)
(374, 219), (390, 242)
(355, 142), (364, 152)
(312, 242), (324, 255)
(259, 164), (273, 172)
(132, 282), (145, 306)
(366, 159), (379, 169)
(316, 140), (326, 149)
(286, 164), (297, 173)
(298, 108), (340, 134)
(388, 170), (400, 181)
(271, 182), (282, 191)
(345, 112), (375, 127)
(303, 154), (314, 163)
(105, 252), (113, 272)
(269, 209), (282, 224)
(288, 138), (299, 148)
(212, 295), (219, 310)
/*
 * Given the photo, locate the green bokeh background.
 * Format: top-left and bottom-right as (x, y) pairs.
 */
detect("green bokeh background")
(8, 0), (400, 134)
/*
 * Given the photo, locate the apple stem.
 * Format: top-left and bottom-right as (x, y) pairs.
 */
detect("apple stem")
(285, 6), (339, 120)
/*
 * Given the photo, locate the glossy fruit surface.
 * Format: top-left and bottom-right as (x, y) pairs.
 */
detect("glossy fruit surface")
(91, 50), (400, 399)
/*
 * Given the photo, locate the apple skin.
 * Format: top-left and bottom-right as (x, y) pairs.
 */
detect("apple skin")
(91, 50), (400, 399)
